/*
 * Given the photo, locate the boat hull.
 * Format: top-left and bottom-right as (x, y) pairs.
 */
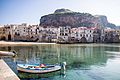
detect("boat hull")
(0, 51), (15, 56)
(17, 64), (61, 74)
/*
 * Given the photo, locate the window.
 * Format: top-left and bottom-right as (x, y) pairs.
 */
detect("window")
(15, 32), (17, 35)
(86, 34), (88, 37)
(60, 33), (64, 36)
(76, 33), (78, 37)
(80, 34), (82, 37)
(76, 34), (78, 37)
(90, 30), (91, 33)
(90, 35), (91, 37)
(65, 33), (68, 36)
(60, 33), (62, 35)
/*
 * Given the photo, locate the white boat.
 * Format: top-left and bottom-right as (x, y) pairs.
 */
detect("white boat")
(17, 64), (61, 74)
(0, 51), (16, 56)
(105, 51), (120, 55)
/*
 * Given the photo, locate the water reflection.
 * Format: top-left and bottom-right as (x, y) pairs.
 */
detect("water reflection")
(18, 71), (62, 79)
(0, 44), (120, 80)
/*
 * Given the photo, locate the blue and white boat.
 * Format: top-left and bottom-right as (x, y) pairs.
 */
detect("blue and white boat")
(17, 64), (61, 74)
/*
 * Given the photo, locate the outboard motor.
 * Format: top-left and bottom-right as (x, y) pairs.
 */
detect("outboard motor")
(62, 62), (66, 70)
(60, 61), (67, 76)
(12, 50), (17, 57)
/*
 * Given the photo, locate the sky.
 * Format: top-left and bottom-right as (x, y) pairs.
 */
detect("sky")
(0, 0), (120, 25)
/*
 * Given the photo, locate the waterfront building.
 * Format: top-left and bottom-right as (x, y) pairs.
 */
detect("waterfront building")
(115, 30), (120, 42)
(71, 27), (95, 43)
(46, 26), (59, 42)
(4, 24), (15, 41)
(70, 28), (78, 42)
(28, 24), (39, 41)
(93, 28), (101, 43)
(0, 26), (6, 40)
(103, 27), (120, 43)
(38, 26), (59, 42)
(0, 25), (15, 41)
(35, 26), (44, 42)
(0, 23), (120, 43)
(100, 29), (105, 42)
(14, 23), (29, 41)
(78, 27), (94, 43)
(57, 26), (71, 43)
(104, 28), (115, 43)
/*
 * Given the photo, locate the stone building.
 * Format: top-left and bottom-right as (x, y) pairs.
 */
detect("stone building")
(57, 26), (71, 43)
(35, 26), (44, 42)
(77, 27), (94, 43)
(103, 28), (120, 43)
(93, 29), (101, 43)
(14, 23), (29, 41)
(0, 27), (6, 40)
(70, 28), (79, 42)
(28, 25), (38, 41)
(45, 26), (59, 42)
(0, 25), (14, 41)
(36, 26), (59, 42)
(70, 27), (95, 43)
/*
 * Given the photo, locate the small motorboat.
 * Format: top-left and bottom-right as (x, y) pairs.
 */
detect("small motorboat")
(17, 63), (62, 74)
(0, 51), (16, 57)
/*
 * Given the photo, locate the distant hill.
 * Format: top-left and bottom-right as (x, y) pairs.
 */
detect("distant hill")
(40, 8), (117, 29)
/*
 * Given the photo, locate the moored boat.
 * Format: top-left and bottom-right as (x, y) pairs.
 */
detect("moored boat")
(17, 64), (61, 74)
(0, 51), (16, 57)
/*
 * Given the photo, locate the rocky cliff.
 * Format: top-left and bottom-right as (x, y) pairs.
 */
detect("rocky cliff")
(40, 9), (117, 29)
(95, 15), (116, 29)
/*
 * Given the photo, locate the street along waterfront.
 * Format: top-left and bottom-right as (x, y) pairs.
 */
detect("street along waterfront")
(1, 43), (120, 80)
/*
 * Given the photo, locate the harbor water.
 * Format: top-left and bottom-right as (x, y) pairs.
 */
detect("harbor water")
(1, 43), (120, 80)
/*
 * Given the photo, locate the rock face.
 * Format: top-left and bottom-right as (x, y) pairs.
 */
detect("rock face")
(40, 9), (98, 28)
(95, 15), (108, 27)
(95, 15), (116, 29)
(40, 9), (117, 29)
(54, 8), (73, 14)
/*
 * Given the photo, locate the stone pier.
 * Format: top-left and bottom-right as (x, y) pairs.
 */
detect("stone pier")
(0, 59), (20, 80)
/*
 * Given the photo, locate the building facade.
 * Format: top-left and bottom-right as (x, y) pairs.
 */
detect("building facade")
(0, 23), (120, 43)
(57, 26), (71, 43)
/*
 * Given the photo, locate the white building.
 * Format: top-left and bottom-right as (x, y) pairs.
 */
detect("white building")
(71, 27), (96, 42)
(14, 23), (28, 37)
(3, 24), (15, 41)
(28, 25), (37, 37)
(57, 26), (71, 42)
(37, 26), (59, 42)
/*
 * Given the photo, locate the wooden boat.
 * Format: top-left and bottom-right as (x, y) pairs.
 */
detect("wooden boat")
(0, 51), (16, 57)
(105, 51), (120, 55)
(17, 64), (61, 73)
